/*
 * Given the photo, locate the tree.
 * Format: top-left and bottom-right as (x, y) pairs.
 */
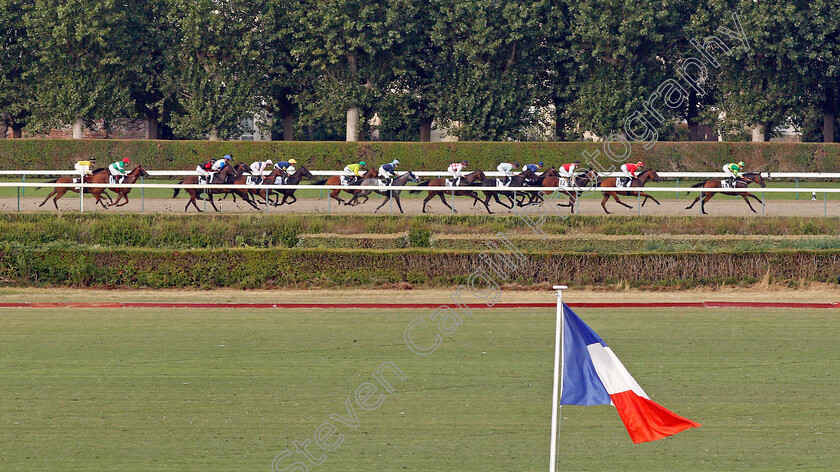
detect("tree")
(430, 0), (544, 141)
(26, 0), (132, 138)
(162, 0), (261, 140)
(569, 0), (697, 139)
(0, 0), (35, 138)
(292, 0), (408, 141)
(533, 0), (578, 140)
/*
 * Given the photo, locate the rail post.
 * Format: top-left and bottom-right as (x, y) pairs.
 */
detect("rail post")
(80, 182), (84, 213)
(637, 189), (641, 216)
(390, 189), (393, 215)
(825, 191), (828, 217)
(451, 189), (455, 214)
(17, 185), (21, 212)
(21, 174), (25, 197)
(327, 188), (331, 215)
(140, 176), (145, 212)
(675, 177), (679, 199)
(513, 189), (517, 216)
(795, 178), (798, 200)
(761, 191), (765, 216)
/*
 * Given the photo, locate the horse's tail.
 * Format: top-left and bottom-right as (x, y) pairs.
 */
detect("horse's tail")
(38, 178), (59, 190)
(173, 180), (184, 198)
(686, 181), (706, 195)
(312, 179), (327, 186)
(409, 180), (430, 194)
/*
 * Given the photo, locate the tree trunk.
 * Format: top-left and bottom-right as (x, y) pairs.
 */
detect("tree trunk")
(554, 107), (566, 141)
(0, 121), (6, 139)
(146, 116), (159, 140)
(687, 89), (699, 141)
(208, 128), (219, 141)
(282, 112), (294, 141)
(346, 106), (360, 142)
(751, 123), (766, 142)
(72, 118), (84, 139)
(824, 111), (835, 143)
(11, 124), (22, 138)
(419, 117), (433, 142)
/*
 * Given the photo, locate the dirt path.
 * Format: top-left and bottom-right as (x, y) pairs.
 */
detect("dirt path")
(4, 195), (840, 217)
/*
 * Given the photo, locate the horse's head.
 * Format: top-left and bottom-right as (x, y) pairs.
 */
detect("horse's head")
(520, 169), (538, 181)
(296, 166), (313, 179)
(131, 164), (150, 178)
(222, 164), (240, 178)
(543, 167), (560, 177)
(363, 168), (378, 179)
(234, 163), (249, 174)
(576, 168), (599, 186)
(743, 172), (766, 188)
(405, 171), (421, 183)
(465, 169), (485, 182)
(641, 168), (661, 182)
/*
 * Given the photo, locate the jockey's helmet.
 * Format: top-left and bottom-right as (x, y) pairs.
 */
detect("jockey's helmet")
(289, 159), (297, 164)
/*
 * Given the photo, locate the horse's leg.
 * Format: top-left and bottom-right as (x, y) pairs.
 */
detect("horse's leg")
(116, 193), (130, 207)
(374, 193), (390, 213)
(600, 193), (612, 214)
(330, 189), (345, 205)
(685, 194), (702, 209)
(286, 192), (296, 205)
(394, 193), (405, 214)
(640, 193), (660, 206)
(613, 192), (634, 209)
(207, 194), (221, 212)
(438, 192), (456, 212)
(741, 193), (759, 213)
(422, 191), (436, 213)
(39, 190), (57, 207)
(700, 193), (714, 214)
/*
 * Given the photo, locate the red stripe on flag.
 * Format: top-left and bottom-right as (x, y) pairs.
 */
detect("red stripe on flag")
(609, 390), (701, 444)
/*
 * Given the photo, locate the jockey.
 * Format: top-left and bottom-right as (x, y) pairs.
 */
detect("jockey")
(212, 154), (233, 173)
(74, 158), (95, 182)
(497, 161), (520, 185)
(723, 161), (745, 186)
(108, 158), (130, 182)
(274, 158), (297, 173)
(378, 159), (399, 185)
(523, 162), (544, 173)
(620, 161), (644, 187)
(342, 161), (366, 185)
(447, 161), (468, 186)
(196, 159), (214, 179)
(249, 159), (273, 184)
(558, 160), (580, 186)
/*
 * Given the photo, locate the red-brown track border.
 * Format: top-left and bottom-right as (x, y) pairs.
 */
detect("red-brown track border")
(1, 302), (839, 309)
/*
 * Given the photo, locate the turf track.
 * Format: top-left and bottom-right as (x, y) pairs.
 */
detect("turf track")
(1, 307), (838, 471)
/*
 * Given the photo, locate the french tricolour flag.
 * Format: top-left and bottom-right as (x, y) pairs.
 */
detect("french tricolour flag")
(560, 303), (701, 444)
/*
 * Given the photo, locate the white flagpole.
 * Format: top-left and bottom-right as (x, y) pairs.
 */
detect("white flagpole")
(549, 285), (567, 472)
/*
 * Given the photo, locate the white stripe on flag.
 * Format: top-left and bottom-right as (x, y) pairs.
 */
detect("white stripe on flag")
(586, 344), (649, 399)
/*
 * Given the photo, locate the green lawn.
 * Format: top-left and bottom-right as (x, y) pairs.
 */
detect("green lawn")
(0, 307), (838, 471)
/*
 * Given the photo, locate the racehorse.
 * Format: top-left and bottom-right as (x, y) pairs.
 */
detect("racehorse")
(598, 168), (662, 214)
(265, 166), (314, 206)
(85, 165), (151, 207)
(313, 168), (378, 205)
(475, 169), (539, 213)
(173, 164), (241, 212)
(345, 171), (422, 213)
(38, 167), (113, 209)
(538, 168), (599, 213)
(684, 172), (766, 214)
(410, 169), (489, 213)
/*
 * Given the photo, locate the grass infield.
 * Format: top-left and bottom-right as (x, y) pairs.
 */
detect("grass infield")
(1, 307), (838, 471)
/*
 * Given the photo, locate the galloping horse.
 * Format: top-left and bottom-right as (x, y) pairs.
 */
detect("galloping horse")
(410, 169), (489, 213)
(598, 168), (661, 214)
(313, 168), (379, 205)
(685, 172), (766, 214)
(266, 166), (314, 206)
(345, 171), (422, 213)
(85, 165), (150, 207)
(173, 164), (241, 212)
(38, 167), (113, 209)
(539, 168), (599, 213)
(475, 169), (539, 213)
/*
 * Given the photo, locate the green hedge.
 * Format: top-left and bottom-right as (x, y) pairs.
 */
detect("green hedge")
(1, 246), (838, 288)
(1, 214), (839, 250)
(2, 139), (840, 173)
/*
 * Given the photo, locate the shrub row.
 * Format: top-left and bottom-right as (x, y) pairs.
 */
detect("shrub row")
(2, 214), (840, 250)
(2, 140), (840, 173)
(1, 246), (838, 289)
